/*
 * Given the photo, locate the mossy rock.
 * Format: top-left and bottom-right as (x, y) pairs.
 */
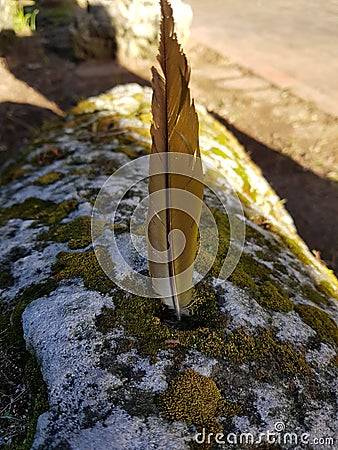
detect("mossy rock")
(0, 84), (337, 449)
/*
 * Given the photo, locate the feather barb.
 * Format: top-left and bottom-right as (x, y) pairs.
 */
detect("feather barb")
(147, 0), (204, 319)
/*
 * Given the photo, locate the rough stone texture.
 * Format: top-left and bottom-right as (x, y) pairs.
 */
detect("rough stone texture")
(0, 0), (14, 32)
(70, 0), (192, 60)
(0, 84), (337, 449)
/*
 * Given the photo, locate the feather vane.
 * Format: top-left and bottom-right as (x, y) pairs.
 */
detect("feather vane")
(147, 0), (204, 319)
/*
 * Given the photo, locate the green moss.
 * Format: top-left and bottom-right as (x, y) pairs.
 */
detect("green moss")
(34, 171), (64, 186)
(0, 281), (55, 449)
(208, 209), (297, 313)
(0, 161), (27, 185)
(295, 305), (338, 345)
(17, 358), (49, 450)
(72, 168), (87, 175)
(158, 369), (239, 436)
(96, 284), (311, 376)
(0, 270), (13, 288)
(273, 261), (289, 276)
(223, 328), (311, 376)
(40, 216), (92, 249)
(317, 280), (338, 301)
(96, 283), (227, 358)
(279, 234), (312, 266)
(0, 197), (78, 227)
(210, 209), (268, 290)
(257, 281), (294, 312)
(301, 284), (329, 306)
(52, 250), (114, 293)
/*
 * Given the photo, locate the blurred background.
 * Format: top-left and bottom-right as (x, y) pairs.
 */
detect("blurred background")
(0, 0), (337, 273)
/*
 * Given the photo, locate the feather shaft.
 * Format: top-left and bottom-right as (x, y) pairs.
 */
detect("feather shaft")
(147, 0), (204, 319)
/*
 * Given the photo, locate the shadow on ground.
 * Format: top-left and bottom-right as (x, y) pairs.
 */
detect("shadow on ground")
(0, 1), (149, 164)
(212, 112), (338, 273)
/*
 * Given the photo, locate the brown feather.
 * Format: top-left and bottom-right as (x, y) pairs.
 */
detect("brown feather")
(147, 0), (204, 319)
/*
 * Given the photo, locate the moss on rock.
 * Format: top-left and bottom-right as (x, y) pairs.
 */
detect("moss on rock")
(0, 270), (13, 288)
(40, 216), (92, 249)
(295, 305), (338, 345)
(223, 328), (311, 376)
(301, 284), (329, 306)
(34, 171), (65, 186)
(0, 161), (28, 185)
(0, 197), (78, 227)
(52, 250), (114, 293)
(0, 281), (55, 449)
(257, 281), (294, 312)
(96, 284), (311, 377)
(158, 369), (239, 435)
(317, 280), (338, 301)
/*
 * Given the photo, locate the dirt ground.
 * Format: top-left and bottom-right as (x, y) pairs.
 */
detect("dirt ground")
(0, 1), (337, 274)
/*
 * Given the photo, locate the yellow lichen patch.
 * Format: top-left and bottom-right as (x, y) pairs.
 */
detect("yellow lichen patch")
(0, 197), (78, 227)
(158, 369), (239, 436)
(52, 250), (114, 293)
(295, 305), (338, 345)
(34, 171), (64, 186)
(70, 99), (98, 115)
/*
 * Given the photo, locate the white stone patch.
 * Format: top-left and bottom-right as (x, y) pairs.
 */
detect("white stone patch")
(181, 350), (218, 378)
(117, 349), (173, 393)
(303, 405), (337, 449)
(23, 284), (190, 449)
(306, 343), (336, 367)
(0, 219), (41, 265)
(23, 286), (114, 399)
(215, 279), (268, 329)
(232, 415), (263, 435)
(5, 242), (65, 301)
(67, 409), (189, 450)
(254, 385), (291, 428)
(275, 311), (316, 344)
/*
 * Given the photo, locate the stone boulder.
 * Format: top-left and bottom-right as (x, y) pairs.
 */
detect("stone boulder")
(0, 84), (337, 449)
(70, 0), (193, 61)
(0, 0), (15, 32)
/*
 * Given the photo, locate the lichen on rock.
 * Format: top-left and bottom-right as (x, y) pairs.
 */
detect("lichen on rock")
(0, 84), (337, 449)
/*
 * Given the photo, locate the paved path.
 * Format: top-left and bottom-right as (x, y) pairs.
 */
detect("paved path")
(186, 0), (338, 116)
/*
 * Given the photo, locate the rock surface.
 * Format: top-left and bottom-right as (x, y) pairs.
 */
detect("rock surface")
(71, 0), (192, 61)
(0, 84), (337, 449)
(0, 0), (14, 32)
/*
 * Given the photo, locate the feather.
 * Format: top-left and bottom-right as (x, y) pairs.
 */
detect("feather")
(147, 0), (204, 319)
